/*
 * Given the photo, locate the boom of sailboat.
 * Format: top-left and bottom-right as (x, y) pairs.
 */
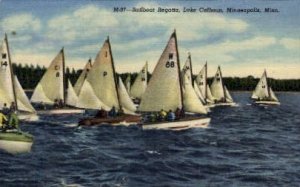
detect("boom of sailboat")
(0, 32), (281, 131)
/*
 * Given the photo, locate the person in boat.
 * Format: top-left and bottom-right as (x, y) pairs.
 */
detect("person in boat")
(2, 103), (10, 116)
(58, 99), (64, 108)
(158, 109), (167, 121)
(95, 107), (108, 118)
(175, 107), (185, 119)
(9, 102), (16, 112)
(108, 106), (117, 117)
(0, 111), (8, 130)
(7, 111), (20, 131)
(118, 106), (124, 116)
(40, 101), (47, 110)
(53, 99), (59, 108)
(167, 110), (175, 121)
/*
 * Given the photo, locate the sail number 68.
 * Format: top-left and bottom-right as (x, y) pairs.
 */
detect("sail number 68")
(165, 61), (175, 68)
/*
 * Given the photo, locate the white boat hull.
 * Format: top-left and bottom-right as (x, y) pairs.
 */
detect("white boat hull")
(142, 117), (211, 131)
(37, 109), (85, 115)
(0, 140), (32, 154)
(18, 113), (40, 121)
(212, 102), (238, 107)
(255, 101), (280, 105)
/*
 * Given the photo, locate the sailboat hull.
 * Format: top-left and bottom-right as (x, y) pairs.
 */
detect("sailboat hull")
(0, 131), (33, 154)
(18, 113), (39, 121)
(79, 114), (142, 126)
(254, 101), (280, 105)
(142, 117), (211, 131)
(37, 108), (85, 115)
(212, 102), (238, 107)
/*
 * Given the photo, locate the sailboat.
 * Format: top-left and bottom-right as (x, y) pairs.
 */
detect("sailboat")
(194, 63), (216, 106)
(78, 37), (141, 126)
(30, 48), (83, 114)
(73, 58), (92, 96)
(130, 61), (148, 102)
(139, 31), (210, 130)
(0, 34), (35, 154)
(0, 34), (37, 120)
(251, 70), (280, 105)
(210, 66), (236, 106)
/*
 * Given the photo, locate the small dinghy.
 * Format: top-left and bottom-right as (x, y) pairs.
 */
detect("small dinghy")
(139, 31), (210, 130)
(251, 70), (280, 105)
(79, 114), (141, 126)
(0, 130), (33, 154)
(77, 37), (139, 126)
(210, 66), (237, 106)
(30, 48), (84, 114)
(0, 34), (38, 121)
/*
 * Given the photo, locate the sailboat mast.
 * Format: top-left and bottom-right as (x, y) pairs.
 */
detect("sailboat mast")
(188, 53), (193, 86)
(107, 36), (121, 109)
(265, 70), (271, 99)
(5, 34), (18, 110)
(205, 62), (208, 102)
(61, 47), (66, 105)
(219, 66), (226, 100)
(173, 31), (184, 109)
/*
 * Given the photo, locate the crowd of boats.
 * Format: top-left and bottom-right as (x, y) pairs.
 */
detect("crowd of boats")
(0, 31), (280, 154)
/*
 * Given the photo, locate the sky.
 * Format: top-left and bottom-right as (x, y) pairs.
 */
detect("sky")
(0, 0), (299, 79)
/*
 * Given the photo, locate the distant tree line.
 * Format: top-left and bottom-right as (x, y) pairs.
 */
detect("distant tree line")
(12, 63), (300, 91)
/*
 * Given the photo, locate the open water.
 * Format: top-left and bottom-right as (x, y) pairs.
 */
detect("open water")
(0, 92), (299, 187)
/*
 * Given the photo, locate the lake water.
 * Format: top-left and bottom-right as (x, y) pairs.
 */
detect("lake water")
(0, 92), (299, 186)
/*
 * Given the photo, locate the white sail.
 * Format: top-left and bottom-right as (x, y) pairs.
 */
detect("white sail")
(210, 66), (226, 102)
(74, 59), (92, 95)
(181, 54), (193, 85)
(224, 86), (233, 103)
(14, 76), (36, 113)
(76, 79), (109, 110)
(86, 38), (119, 109)
(206, 85), (215, 103)
(130, 62), (148, 99)
(0, 36), (14, 108)
(125, 74), (131, 94)
(183, 74), (207, 114)
(139, 32), (182, 112)
(118, 77), (136, 112)
(66, 80), (78, 107)
(251, 71), (269, 99)
(31, 49), (64, 103)
(269, 87), (279, 102)
(193, 80), (205, 104)
(195, 63), (207, 99)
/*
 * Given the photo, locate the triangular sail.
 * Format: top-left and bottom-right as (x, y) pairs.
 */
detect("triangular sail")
(0, 36), (15, 108)
(251, 71), (269, 99)
(181, 54), (193, 85)
(195, 63), (207, 100)
(86, 38), (120, 109)
(76, 79), (109, 110)
(193, 80), (205, 104)
(183, 74), (207, 114)
(210, 66), (226, 102)
(269, 87), (279, 102)
(74, 59), (92, 95)
(66, 80), (78, 107)
(31, 49), (65, 103)
(224, 86), (233, 103)
(139, 32), (182, 112)
(118, 77), (136, 112)
(14, 76), (36, 113)
(130, 62), (148, 99)
(206, 85), (215, 103)
(125, 74), (131, 94)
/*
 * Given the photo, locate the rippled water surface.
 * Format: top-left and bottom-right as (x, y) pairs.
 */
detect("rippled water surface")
(0, 92), (299, 186)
